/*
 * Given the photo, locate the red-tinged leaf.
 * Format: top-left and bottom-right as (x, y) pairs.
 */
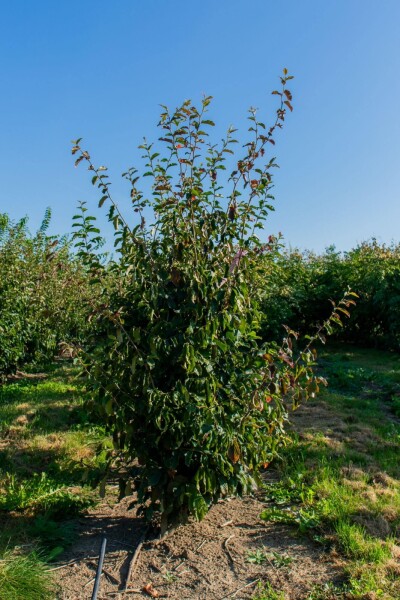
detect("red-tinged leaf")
(284, 100), (293, 112)
(228, 205), (236, 221)
(284, 89), (293, 101)
(271, 90), (282, 96)
(268, 138), (275, 145)
(279, 353), (294, 368)
(143, 583), (159, 598)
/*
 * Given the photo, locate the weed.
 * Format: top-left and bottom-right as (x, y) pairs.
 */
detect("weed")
(260, 506), (321, 533)
(305, 581), (349, 599)
(347, 567), (387, 597)
(263, 476), (314, 505)
(0, 472), (95, 516)
(253, 581), (285, 600)
(162, 570), (177, 583)
(267, 551), (293, 568)
(246, 548), (268, 565)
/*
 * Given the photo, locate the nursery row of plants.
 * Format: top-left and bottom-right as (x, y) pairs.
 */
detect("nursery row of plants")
(1, 210), (399, 379)
(0, 210), (95, 376)
(260, 240), (400, 350)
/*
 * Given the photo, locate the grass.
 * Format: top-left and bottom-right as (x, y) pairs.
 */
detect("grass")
(0, 361), (111, 598)
(0, 550), (56, 600)
(258, 343), (400, 599)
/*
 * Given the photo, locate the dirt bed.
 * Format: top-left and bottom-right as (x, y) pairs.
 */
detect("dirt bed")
(57, 481), (343, 599)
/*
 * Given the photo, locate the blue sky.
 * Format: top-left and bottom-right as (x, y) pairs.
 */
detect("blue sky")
(1, 0), (399, 252)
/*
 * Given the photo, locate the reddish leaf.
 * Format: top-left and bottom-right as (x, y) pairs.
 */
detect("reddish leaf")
(143, 583), (159, 598)
(284, 89), (293, 101)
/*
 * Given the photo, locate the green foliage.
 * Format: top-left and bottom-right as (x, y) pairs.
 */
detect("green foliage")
(260, 505), (321, 533)
(0, 472), (94, 516)
(260, 241), (400, 350)
(72, 71), (350, 529)
(246, 548), (293, 568)
(28, 515), (76, 554)
(253, 581), (285, 600)
(305, 582), (349, 600)
(263, 476), (315, 505)
(0, 211), (95, 376)
(246, 548), (269, 565)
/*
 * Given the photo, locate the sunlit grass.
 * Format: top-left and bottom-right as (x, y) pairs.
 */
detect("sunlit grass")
(0, 362), (111, 597)
(259, 343), (400, 599)
(0, 549), (56, 600)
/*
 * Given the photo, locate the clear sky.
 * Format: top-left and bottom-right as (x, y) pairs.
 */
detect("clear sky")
(1, 0), (399, 252)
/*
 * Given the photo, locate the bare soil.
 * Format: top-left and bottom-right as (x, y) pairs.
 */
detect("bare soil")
(56, 489), (344, 600)
(56, 401), (346, 600)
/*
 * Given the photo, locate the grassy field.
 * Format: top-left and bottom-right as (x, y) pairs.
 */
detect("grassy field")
(0, 363), (110, 599)
(0, 346), (399, 599)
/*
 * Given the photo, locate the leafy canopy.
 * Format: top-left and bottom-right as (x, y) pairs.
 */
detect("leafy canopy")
(72, 70), (353, 530)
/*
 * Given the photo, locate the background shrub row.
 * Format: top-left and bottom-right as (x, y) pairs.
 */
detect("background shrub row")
(260, 240), (400, 350)
(0, 210), (94, 376)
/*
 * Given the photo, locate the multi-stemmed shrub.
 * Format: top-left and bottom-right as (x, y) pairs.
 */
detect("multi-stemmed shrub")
(72, 71), (353, 531)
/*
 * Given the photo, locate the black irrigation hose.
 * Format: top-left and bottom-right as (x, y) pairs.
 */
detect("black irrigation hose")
(91, 537), (107, 600)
